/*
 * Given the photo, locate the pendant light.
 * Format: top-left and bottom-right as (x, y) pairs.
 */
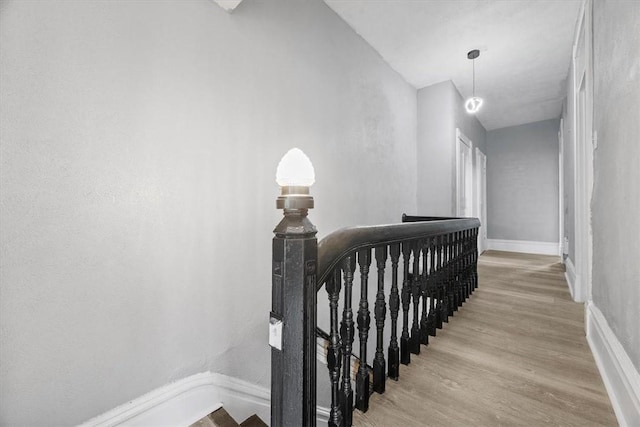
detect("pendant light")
(465, 49), (484, 114)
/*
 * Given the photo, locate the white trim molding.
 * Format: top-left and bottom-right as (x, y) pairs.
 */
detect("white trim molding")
(486, 239), (559, 256)
(564, 257), (577, 300)
(587, 302), (640, 426)
(81, 371), (330, 427)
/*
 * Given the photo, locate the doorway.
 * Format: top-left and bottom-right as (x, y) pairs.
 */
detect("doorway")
(455, 129), (473, 218)
(475, 148), (488, 253)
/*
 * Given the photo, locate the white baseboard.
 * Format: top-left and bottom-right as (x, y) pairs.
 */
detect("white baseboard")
(586, 302), (640, 426)
(486, 239), (559, 256)
(81, 371), (330, 427)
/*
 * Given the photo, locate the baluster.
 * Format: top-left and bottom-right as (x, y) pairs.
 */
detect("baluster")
(355, 249), (371, 412)
(454, 230), (461, 310)
(461, 230), (468, 301)
(387, 243), (401, 380)
(465, 229), (472, 298)
(400, 242), (412, 365)
(326, 270), (343, 427)
(459, 231), (465, 307)
(435, 235), (445, 330)
(440, 234), (450, 324)
(449, 232), (457, 317)
(427, 238), (437, 337)
(474, 228), (479, 290)
(463, 230), (469, 300)
(340, 256), (356, 426)
(373, 246), (387, 394)
(419, 239), (429, 346)
(444, 233), (453, 322)
(410, 241), (421, 355)
(450, 232), (457, 316)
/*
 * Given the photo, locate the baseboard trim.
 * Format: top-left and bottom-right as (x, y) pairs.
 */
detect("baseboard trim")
(486, 239), (559, 256)
(81, 371), (330, 426)
(586, 302), (640, 426)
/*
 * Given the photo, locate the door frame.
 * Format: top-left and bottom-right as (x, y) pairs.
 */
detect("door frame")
(475, 147), (488, 253)
(455, 128), (473, 217)
(558, 118), (564, 258)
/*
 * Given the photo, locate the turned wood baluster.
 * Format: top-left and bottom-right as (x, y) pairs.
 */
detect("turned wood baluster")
(340, 256), (356, 427)
(451, 232), (458, 316)
(373, 246), (387, 394)
(474, 228), (479, 290)
(455, 230), (462, 309)
(438, 234), (447, 324)
(400, 241), (412, 365)
(435, 234), (445, 330)
(427, 238), (437, 337)
(466, 229), (472, 298)
(460, 231), (466, 304)
(355, 249), (371, 412)
(419, 240), (430, 345)
(462, 230), (471, 301)
(444, 233), (453, 321)
(326, 270), (343, 427)
(410, 241), (421, 355)
(387, 243), (401, 380)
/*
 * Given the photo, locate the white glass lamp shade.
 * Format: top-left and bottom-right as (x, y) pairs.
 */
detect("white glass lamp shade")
(275, 148), (315, 187)
(465, 96), (484, 114)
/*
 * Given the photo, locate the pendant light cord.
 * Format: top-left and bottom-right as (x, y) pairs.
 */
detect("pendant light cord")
(472, 59), (476, 97)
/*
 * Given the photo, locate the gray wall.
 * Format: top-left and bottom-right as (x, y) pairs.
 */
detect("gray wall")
(0, 1), (417, 425)
(591, 0), (640, 371)
(417, 80), (486, 216)
(486, 119), (560, 242)
(417, 81), (455, 215)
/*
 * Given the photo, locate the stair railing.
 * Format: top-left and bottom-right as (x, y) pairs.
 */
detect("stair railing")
(270, 153), (479, 427)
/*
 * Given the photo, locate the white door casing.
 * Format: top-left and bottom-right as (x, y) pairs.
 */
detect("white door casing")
(455, 128), (474, 218)
(475, 148), (488, 253)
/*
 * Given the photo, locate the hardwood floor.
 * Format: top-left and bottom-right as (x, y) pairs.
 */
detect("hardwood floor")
(353, 250), (617, 427)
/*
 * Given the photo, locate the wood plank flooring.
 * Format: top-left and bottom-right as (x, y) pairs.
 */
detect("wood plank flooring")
(353, 250), (617, 427)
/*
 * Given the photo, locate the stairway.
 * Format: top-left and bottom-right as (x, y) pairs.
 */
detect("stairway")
(190, 408), (267, 427)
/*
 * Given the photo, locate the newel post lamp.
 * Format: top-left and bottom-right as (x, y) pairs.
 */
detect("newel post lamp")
(270, 148), (317, 427)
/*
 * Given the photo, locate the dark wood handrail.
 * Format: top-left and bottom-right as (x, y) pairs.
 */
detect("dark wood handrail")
(402, 214), (463, 222)
(316, 217), (480, 289)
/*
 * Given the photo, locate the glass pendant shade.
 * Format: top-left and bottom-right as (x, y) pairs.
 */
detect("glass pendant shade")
(465, 96), (484, 114)
(275, 148), (315, 187)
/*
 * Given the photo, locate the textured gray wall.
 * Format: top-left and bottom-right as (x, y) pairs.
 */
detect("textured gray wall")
(486, 119), (560, 242)
(417, 81), (455, 215)
(0, 1), (417, 425)
(591, 0), (640, 372)
(417, 80), (486, 216)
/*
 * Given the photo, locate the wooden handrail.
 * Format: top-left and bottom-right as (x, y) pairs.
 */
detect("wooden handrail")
(316, 217), (480, 289)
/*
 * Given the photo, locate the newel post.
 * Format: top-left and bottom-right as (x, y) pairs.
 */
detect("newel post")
(271, 148), (317, 427)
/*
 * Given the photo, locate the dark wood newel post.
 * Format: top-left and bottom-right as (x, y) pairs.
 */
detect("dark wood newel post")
(271, 172), (317, 425)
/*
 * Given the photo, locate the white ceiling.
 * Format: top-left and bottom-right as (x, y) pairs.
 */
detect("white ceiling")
(324, 0), (583, 130)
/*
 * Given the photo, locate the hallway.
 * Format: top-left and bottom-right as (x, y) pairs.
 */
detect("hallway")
(354, 251), (616, 426)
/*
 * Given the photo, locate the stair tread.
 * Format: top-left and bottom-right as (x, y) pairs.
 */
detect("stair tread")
(207, 407), (240, 427)
(239, 414), (268, 427)
(190, 418), (216, 427)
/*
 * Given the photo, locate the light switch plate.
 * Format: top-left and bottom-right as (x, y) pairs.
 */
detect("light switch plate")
(269, 313), (283, 351)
